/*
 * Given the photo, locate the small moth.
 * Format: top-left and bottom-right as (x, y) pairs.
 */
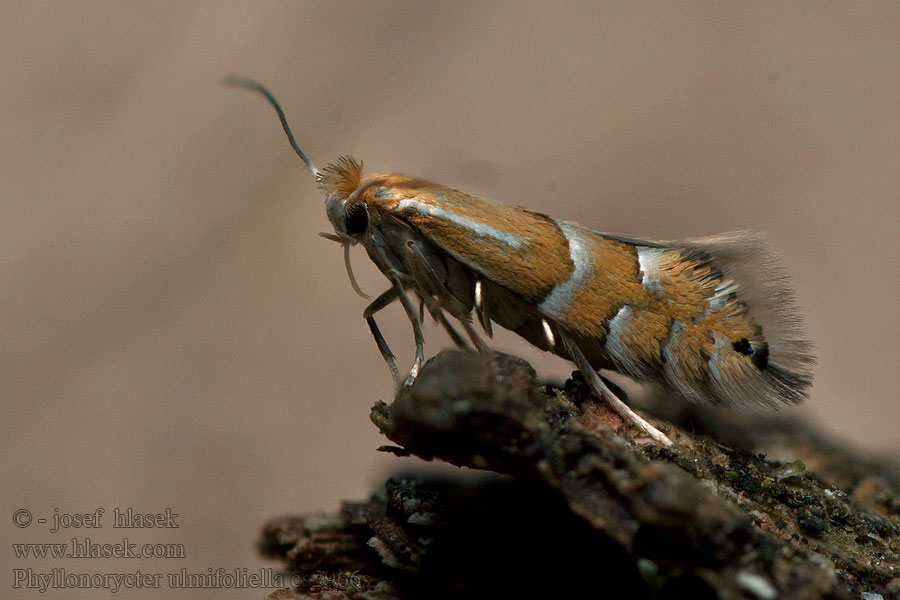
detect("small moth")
(226, 77), (814, 446)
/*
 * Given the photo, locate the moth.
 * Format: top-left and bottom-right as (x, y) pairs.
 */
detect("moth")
(226, 77), (814, 446)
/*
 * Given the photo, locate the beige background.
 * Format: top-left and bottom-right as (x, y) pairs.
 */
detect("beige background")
(3, 2), (899, 598)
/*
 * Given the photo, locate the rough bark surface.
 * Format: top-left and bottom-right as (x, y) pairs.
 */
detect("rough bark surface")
(261, 351), (900, 599)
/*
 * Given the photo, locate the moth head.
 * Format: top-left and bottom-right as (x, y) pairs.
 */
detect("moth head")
(320, 156), (369, 241)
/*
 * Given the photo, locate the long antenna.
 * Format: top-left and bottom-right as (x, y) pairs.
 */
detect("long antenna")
(223, 75), (320, 180)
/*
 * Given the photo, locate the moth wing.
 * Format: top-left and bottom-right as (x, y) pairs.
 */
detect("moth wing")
(593, 229), (815, 407)
(376, 179), (814, 408)
(380, 186), (575, 304)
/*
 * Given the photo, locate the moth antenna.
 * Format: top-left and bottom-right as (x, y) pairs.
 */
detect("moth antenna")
(343, 243), (371, 299)
(223, 75), (321, 180)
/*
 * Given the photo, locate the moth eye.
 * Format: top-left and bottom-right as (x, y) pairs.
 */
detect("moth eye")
(344, 204), (368, 236)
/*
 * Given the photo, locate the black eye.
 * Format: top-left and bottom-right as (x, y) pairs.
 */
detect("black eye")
(344, 204), (368, 236)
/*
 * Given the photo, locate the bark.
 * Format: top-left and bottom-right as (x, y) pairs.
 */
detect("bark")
(261, 351), (900, 600)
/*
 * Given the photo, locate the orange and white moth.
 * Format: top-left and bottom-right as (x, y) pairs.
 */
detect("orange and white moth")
(226, 77), (814, 446)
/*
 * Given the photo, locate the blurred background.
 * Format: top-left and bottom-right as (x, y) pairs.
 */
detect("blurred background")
(3, 2), (899, 598)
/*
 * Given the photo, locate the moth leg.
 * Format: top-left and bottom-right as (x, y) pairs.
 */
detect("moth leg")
(435, 311), (472, 351)
(411, 290), (470, 351)
(541, 317), (556, 349)
(404, 242), (469, 316)
(474, 279), (493, 338)
(363, 287), (401, 383)
(459, 319), (490, 352)
(560, 331), (673, 446)
(388, 271), (426, 388)
(411, 286), (471, 351)
(367, 319), (399, 383)
(405, 241), (489, 352)
(362, 231), (427, 387)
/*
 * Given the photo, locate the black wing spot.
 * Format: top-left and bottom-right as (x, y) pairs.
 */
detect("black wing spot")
(344, 204), (368, 236)
(733, 338), (769, 370)
(751, 342), (769, 370)
(732, 338), (754, 355)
